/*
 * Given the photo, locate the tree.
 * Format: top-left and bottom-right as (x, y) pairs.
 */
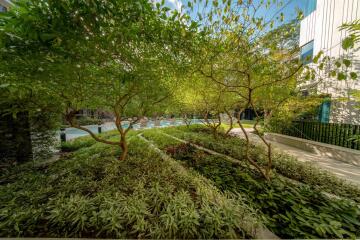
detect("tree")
(181, 0), (305, 180)
(173, 72), (238, 137)
(0, 0), (196, 160)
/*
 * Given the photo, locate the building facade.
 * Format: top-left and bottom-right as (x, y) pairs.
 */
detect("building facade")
(299, 0), (360, 124)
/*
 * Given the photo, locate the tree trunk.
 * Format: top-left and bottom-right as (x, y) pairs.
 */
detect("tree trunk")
(119, 135), (128, 161)
(250, 102), (272, 180)
(224, 109), (233, 136)
(263, 109), (272, 130)
(214, 113), (222, 138)
(213, 128), (218, 139)
(183, 114), (191, 127)
(236, 110), (270, 181)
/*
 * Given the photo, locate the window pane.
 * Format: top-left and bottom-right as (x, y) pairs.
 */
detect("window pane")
(301, 40), (314, 64)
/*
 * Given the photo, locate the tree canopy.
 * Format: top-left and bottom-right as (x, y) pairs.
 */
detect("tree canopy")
(0, 0), (320, 167)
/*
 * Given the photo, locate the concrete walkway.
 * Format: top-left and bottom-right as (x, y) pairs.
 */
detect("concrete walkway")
(230, 128), (360, 186)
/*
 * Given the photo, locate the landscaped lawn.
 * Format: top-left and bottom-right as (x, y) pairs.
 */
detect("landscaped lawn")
(221, 120), (257, 130)
(1, 125), (360, 238)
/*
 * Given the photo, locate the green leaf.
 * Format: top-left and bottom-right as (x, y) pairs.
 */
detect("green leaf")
(337, 72), (347, 80)
(343, 59), (351, 67)
(350, 72), (358, 80)
(342, 35), (355, 50)
(280, 12), (284, 22)
(313, 51), (323, 64)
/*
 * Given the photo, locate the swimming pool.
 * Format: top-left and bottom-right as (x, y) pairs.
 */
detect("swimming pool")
(62, 119), (203, 141)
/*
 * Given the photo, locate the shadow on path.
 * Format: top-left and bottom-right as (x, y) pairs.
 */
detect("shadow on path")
(230, 128), (360, 186)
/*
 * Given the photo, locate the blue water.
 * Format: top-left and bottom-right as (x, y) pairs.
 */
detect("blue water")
(62, 119), (202, 141)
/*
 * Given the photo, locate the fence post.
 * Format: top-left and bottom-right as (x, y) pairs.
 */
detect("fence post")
(330, 123), (334, 145)
(346, 124), (351, 148)
(356, 125), (360, 150)
(341, 124), (346, 147)
(326, 123), (330, 144)
(301, 121), (305, 138)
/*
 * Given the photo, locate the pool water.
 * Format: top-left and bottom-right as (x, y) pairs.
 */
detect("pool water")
(62, 119), (202, 141)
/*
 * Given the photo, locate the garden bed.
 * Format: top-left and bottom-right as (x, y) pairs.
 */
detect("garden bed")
(2, 126), (360, 238)
(161, 125), (360, 202)
(143, 127), (360, 239)
(0, 132), (258, 238)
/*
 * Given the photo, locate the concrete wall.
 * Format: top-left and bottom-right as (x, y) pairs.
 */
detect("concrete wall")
(300, 0), (360, 57)
(265, 133), (360, 166)
(300, 0), (360, 124)
(299, 11), (316, 46)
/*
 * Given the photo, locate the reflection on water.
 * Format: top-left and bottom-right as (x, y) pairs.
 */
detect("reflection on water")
(62, 119), (202, 140)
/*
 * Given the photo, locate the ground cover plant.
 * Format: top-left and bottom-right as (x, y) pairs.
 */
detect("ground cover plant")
(142, 127), (360, 238)
(0, 131), (260, 238)
(1, 0), (359, 238)
(162, 125), (360, 202)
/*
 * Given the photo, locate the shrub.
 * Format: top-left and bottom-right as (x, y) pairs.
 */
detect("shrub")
(142, 129), (180, 149)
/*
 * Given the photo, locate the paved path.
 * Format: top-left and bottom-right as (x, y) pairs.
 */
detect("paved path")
(230, 128), (360, 186)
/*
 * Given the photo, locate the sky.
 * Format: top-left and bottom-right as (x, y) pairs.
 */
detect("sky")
(163, 0), (308, 23)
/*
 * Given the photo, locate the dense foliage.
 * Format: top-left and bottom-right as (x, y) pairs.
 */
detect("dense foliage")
(0, 132), (259, 238)
(1, 0), (359, 238)
(161, 125), (360, 202)
(142, 126), (360, 238)
(0, 0), (199, 160)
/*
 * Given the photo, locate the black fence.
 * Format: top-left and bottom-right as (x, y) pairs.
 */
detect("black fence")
(281, 121), (360, 150)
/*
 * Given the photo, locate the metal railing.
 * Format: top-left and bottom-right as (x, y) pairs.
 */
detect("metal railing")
(282, 121), (360, 150)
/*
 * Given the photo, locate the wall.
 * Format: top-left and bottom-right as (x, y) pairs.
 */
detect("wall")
(265, 132), (360, 166)
(300, 0), (360, 124)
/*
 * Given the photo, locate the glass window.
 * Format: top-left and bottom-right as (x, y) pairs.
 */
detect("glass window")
(300, 40), (314, 64)
(304, 0), (317, 17)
